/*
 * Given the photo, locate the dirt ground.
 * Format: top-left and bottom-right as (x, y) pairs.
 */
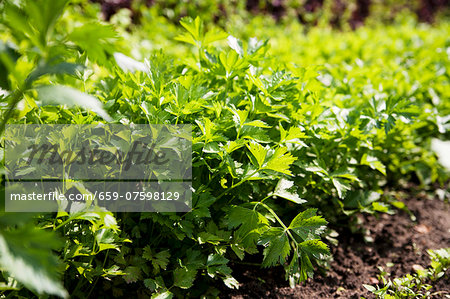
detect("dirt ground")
(221, 193), (450, 298)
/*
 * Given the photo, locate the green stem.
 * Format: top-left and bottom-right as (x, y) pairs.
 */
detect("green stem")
(252, 201), (297, 245)
(54, 217), (73, 230)
(0, 90), (24, 137)
(86, 250), (109, 299)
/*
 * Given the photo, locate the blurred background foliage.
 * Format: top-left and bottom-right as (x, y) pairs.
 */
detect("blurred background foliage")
(93, 0), (449, 28)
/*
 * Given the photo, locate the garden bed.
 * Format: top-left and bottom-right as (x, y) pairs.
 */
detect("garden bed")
(222, 190), (450, 298)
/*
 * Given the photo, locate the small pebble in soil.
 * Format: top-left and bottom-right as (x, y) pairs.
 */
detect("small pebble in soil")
(414, 224), (430, 234)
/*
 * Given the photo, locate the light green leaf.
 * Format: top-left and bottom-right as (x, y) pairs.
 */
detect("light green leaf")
(331, 172), (360, 182)
(361, 154), (386, 176)
(244, 120), (271, 128)
(179, 16), (202, 42)
(15, 166), (36, 176)
(36, 85), (111, 121)
(274, 179), (306, 204)
(246, 141), (267, 168)
(363, 284), (377, 292)
(264, 147), (297, 175)
(203, 28), (228, 45)
(174, 33), (198, 46)
(280, 125), (308, 143)
(68, 22), (118, 65)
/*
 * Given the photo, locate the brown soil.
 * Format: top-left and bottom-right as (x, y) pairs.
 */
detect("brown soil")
(221, 196), (450, 298)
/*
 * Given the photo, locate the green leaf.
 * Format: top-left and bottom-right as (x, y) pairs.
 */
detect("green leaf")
(332, 177), (351, 199)
(344, 190), (381, 209)
(0, 228), (67, 298)
(274, 179), (306, 204)
(361, 154), (386, 175)
(230, 243), (245, 260)
(95, 229), (115, 245)
(246, 141), (267, 168)
(229, 107), (248, 128)
(299, 239), (330, 258)
(203, 28), (228, 45)
(15, 166), (36, 176)
(124, 266), (141, 283)
(177, 16), (222, 47)
(289, 209), (328, 240)
(206, 254), (231, 278)
(228, 206), (268, 251)
(0, 41), (20, 90)
(143, 247), (170, 271)
(206, 254), (228, 266)
(144, 278), (157, 291)
(179, 17), (202, 41)
(36, 85), (112, 121)
(240, 127), (271, 143)
(260, 227), (290, 267)
(264, 147), (297, 175)
(223, 140), (245, 153)
(331, 171), (360, 182)
(152, 291), (173, 299)
(31, 0), (69, 44)
(244, 120), (271, 128)
(174, 32), (197, 46)
(299, 252), (314, 281)
(68, 22), (118, 65)
(173, 267), (197, 289)
(223, 276), (240, 289)
(2, 0), (69, 48)
(363, 284), (377, 292)
(279, 125), (308, 145)
(27, 62), (85, 83)
(372, 202), (390, 213)
(153, 251), (171, 270)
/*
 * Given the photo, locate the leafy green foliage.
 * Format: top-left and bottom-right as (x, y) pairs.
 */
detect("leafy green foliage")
(0, 214), (67, 298)
(0, 1), (449, 298)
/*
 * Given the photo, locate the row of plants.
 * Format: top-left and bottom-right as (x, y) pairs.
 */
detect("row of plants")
(364, 248), (450, 298)
(96, 0), (449, 27)
(0, 0), (449, 297)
